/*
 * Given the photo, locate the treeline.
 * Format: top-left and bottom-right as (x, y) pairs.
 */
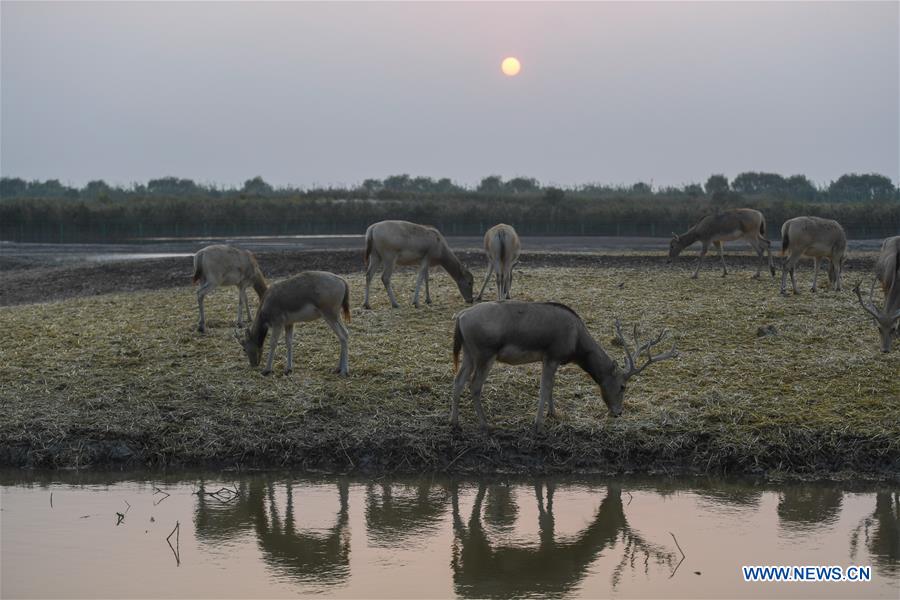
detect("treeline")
(2, 171), (898, 203)
(1, 172), (898, 243)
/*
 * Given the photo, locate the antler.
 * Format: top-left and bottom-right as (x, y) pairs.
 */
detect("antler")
(614, 319), (679, 380)
(853, 279), (882, 321)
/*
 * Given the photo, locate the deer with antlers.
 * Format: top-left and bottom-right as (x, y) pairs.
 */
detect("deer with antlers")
(668, 208), (775, 279)
(450, 301), (678, 429)
(854, 236), (900, 353)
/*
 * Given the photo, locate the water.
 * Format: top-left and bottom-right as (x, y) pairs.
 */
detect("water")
(1, 473), (897, 599)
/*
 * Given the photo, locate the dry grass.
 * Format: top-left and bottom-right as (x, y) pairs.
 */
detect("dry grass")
(1, 259), (898, 478)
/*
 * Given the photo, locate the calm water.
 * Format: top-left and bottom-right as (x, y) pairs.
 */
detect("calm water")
(1, 473), (897, 599)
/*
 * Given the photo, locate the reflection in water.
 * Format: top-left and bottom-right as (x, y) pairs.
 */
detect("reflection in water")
(195, 478), (351, 587)
(450, 482), (674, 599)
(5, 472), (896, 599)
(778, 485), (844, 531)
(365, 481), (449, 547)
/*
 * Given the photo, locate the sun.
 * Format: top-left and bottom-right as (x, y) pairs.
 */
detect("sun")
(501, 56), (521, 77)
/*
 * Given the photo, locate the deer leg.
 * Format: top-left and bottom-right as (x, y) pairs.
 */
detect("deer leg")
(476, 263), (494, 301)
(450, 353), (474, 427)
(413, 261), (429, 308)
(196, 282), (214, 332)
(236, 288), (247, 327)
(363, 253), (381, 309)
(263, 326), (281, 375)
(505, 268), (514, 299)
(716, 241), (727, 276)
(789, 257), (800, 294)
(283, 324), (294, 375)
(780, 253), (792, 295)
(691, 243), (709, 279)
(469, 358), (495, 430)
(381, 258), (400, 308)
(325, 314), (350, 376)
(536, 360), (559, 428)
(810, 258), (819, 293)
(244, 288), (253, 323)
(424, 268), (432, 304)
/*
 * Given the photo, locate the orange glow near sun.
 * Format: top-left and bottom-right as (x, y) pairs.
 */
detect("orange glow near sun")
(501, 57), (521, 77)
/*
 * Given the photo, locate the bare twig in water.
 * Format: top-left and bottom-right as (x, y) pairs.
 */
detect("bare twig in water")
(123, 499), (131, 514)
(626, 491), (633, 506)
(153, 486), (170, 506)
(669, 531), (686, 579)
(192, 485), (240, 503)
(116, 512), (125, 526)
(167, 521), (181, 566)
(50, 492), (53, 508)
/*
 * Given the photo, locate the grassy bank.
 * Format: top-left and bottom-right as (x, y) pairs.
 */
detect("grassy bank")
(1, 262), (898, 478)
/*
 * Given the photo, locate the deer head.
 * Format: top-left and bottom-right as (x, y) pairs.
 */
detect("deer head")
(853, 280), (900, 353)
(234, 327), (262, 366)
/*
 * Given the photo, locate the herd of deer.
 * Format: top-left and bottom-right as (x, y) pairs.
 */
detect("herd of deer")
(191, 210), (900, 428)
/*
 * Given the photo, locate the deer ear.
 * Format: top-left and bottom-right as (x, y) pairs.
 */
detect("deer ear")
(671, 232), (680, 240)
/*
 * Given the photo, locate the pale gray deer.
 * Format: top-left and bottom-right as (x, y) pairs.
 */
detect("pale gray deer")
(363, 220), (474, 309)
(450, 301), (677, 429)
(476, 223), (521, 301)
(854, 236), (900, 353)
(668, 209), (775, 279)
(779, 216), (847, 294)
(193, 244), (268, 332)
(236, 271), (351, 375)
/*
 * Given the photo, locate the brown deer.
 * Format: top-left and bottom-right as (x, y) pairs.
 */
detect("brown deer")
(476, 223), (521, 301)
(854, 236), (900, 353)
(236, 271), (350, 375)
(193, 244), (268, 332)
(779, 216), (847, 294)
(668, 208), (775, 279)
(363, 220), (474, 309)
(451, 301), (677, 429)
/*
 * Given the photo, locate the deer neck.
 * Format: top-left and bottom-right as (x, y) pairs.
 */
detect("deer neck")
(252, 273), (268, 299)
(678, 227), (702, 246)
(248, 314), (268, 350)
(438, 243), (464, 282)
(577, 332), (620, 383)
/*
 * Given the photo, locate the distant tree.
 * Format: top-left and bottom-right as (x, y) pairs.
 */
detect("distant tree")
(410, 176), (435, 193)
(543, 187), (565, 204)
(705, 174), (729, 196)
(26, 179), (71, 197)
(827, 173), (896, 202)
(383, 174), (412, 191)
(147, 176), (200, 196)
(504, 176), (540, 194)
(630, 182), (652, 195)
(83, 179), (112, 199)
(477, 175), (504, 195)
(0, 177), (27, 198)
(684, 183), (704, 198)
(731, 172), (787, 196)
(242, 176), (273, 195)
(434, 177), (463, 194)
(360, 178), (383, 195)
(784, 174), (818, 202)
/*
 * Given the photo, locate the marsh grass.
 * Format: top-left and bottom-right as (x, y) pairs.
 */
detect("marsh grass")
(1, 261), (897, 477)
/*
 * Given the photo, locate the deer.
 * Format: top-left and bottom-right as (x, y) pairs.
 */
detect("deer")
(236, 271), (351, 375)
(854, 235), (900, 353)
(193, 244), (268, 332)
(476, 223), (521, 301)
(668, 208), (775, 279)
(450, 301), (678, 429)
(362, 220), (474, 309)
(779, 216), (848, 295)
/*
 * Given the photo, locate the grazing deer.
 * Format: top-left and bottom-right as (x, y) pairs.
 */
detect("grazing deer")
(363, 220), (474, 309)
(476, 224), (521, 301)
(193, 244), (268, 333)
(450, 301), (677, 429)
(668, 208), (775, 279)
(854, 236), (900, 353)
(779, 216), (847, 295)
(236, 271), (351, 375)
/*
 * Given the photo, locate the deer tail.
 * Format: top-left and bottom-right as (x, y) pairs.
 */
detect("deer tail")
(452, 317), (463, 374)
(780, 222), (790, 256)
(341, 280), (351, 323)
(364, 227), (374, 267)
(192, 253), (203, 284)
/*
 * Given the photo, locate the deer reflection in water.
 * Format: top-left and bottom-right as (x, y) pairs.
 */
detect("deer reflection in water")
(365, 481), (450, 547)
(193, 478), (351, 587)
(450, 482), (676, 598)
(851, 491), (900, 577)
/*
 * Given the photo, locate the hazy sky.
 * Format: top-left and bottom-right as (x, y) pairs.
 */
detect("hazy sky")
(2, 1), (897, 189)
